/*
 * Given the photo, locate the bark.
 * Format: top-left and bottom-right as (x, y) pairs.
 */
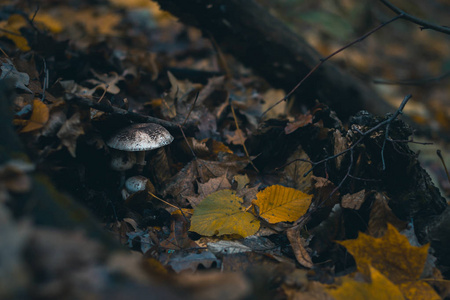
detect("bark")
(154, 0), (394, 119)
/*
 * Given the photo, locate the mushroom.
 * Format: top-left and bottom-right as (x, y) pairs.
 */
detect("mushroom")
(121, 175), (155, 200)
(106, 123), (174, 172)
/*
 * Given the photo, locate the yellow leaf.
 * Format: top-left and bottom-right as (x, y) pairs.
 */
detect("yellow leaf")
(190, 189), (260, 237)
(328, 266), (404, 300)
(21, 99), (49, 133)
(338, 223), (429, 284)
(0, 14), (30, 51)
(33, 14), (63, 33)
(252, 185), (312, 223)
(397, 281), (441, 300)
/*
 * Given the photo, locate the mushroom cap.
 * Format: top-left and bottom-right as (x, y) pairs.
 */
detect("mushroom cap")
(124, 175), (155, 194)
(107, 123), (174, 151)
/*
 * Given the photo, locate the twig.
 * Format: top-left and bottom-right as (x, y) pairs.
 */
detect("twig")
(437, 150), (450, 184)
(279, 95), (412, 206)
(373, 71), (450, 86)
(260, 15), (402, 118)
(379, 0), (450, 35)
(230, 99), (259, 173)
(65, 94), (179, 130)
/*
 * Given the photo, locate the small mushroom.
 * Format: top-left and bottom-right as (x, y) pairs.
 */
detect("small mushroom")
(121, 175), (155, 200)
(106, 123), (174, 172)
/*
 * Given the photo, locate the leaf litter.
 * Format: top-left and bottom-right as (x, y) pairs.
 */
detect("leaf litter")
(0, 0), (449, 299)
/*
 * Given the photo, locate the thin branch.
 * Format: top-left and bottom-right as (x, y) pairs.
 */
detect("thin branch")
(65, 94), (179, 130)
(373, 71), (450, 86)
(379, 0), (450, 35)
(260, 15), (402, 118)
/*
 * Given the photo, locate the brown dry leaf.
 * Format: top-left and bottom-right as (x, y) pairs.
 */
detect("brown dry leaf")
(311, 176), (340, 208)
(253, 185), (312, 224)
(186, 173), (231, 207)
(261, 88), (286, 119)
(20, 99), (49, 133)
(280, 146), (312, 192)
(190, 189), (260, 237)
(224, 129), (247, 146)
(56, 112), (85, 157)
(86, 70), (124, 95)
(339, 223), (429, 284)
(341, 189), (366, 210)
(0, 15), (30, 51)
(286, 227), (313, 268)
(284, 113), (313, 134)
(209, 139), (234, 155)
(333, 130), (348, 170)
(367, 192), (407, 238)
(327, 266), (404, 300)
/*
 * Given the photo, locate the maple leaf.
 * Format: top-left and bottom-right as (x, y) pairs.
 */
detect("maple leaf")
(20, 99), (49, 133)
(253, 185), (312, 223)
(338, 223), (429, 284)
(190, 189), (260, 238)
(328, 266), (405, 300)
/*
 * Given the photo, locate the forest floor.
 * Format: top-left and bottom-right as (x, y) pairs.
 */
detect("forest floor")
(1, 1), (450, 299)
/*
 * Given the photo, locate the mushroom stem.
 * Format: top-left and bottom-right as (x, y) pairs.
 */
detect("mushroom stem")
(135, 151), (146, 172)
(150, 148), (171, 185)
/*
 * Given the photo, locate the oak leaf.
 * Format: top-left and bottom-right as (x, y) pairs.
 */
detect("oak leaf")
(253, 185), (312, 223)
(190, 189), (260, 238)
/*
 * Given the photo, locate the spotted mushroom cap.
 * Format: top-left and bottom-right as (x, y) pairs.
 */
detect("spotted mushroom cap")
(106, 123), (174, 151)
(125, 175), (153, 194)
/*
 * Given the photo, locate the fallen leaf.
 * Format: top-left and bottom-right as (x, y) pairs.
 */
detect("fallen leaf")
(56, 112), (85, 157)
(253, 185), (312, 224)
(0, 15), (30, 51)
(333, 130), (348, 170)
(280, 146), (312, 192)
(20, 99), (49, 133)
(233, 174), (249, 191)
(224, 129), (247, 146)
(286, 227), (313, 268)
(1, 59), (33, 93)
(86, 70), (124, 95)
(190, 189), (260, 238)
(284, 113), (313, 134)
(166, 251), (220, 273)
(367, 192), (407, 238)
(327, 266), (404, 300)
(186, 173), (231, 207)
(338, 223), (429, 284)
(398, 281), (441, 300)
(341, 189), (366, 210)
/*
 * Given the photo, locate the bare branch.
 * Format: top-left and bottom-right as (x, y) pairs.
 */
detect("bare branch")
(379, 0), (450, 35)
